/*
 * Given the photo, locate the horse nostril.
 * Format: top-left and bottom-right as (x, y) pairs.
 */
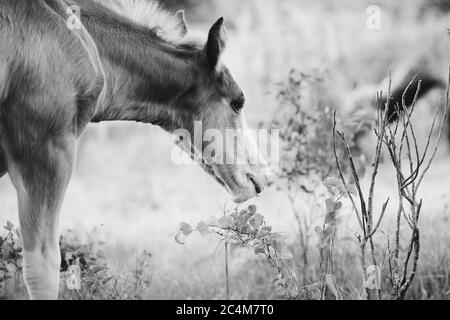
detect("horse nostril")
(248, 175), (263, 194)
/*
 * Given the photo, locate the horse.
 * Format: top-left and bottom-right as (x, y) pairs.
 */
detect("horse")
(0, 0), (269, 300)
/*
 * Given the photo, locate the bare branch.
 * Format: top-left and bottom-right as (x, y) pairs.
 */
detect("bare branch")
(337, 131), (368, 233)
(416, 68), (450, 189)
(332, 112), (364, 230)
(367, 198), (390, 239)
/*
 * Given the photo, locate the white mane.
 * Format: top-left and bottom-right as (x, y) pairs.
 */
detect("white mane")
(93, 0), (186, 43)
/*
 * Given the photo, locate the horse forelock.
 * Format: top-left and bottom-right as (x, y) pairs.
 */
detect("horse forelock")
(92, 0), (187, 44)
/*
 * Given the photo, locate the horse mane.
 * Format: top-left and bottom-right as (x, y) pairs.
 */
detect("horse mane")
(92, 0), (188, 44)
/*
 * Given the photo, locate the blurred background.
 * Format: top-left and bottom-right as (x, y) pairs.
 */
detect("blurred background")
(1, 0), (450, 299)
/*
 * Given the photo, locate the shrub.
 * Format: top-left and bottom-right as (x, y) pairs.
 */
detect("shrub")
(0, 221), (22, 300)
(0, 224), (153, 300)
(176, 205), (299, 299)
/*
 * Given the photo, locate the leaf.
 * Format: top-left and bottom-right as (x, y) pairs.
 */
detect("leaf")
(240, 225), (251, 234)
(236, 215), (248, 230)
(249, 214), (264, 229)
(324, 177), (342, 188)
(4, 221), (14, 232)
(273, 278), (286, 288)
(102, 276), (114, 285)
(180, 223), (193, 236)
(218, 216), (235, 229)
(91, 266), (107, 274)
(256, 230), (270, 239)
(325, 199), (343, 225)
(326, 196), (342, 213)
(334, 201), (343, 212)
(314, 226), (323, 236)
(254, 246), (263, 255)
(325, 211), (336, 225)
(325, 274), (341, 300)
(320, 227), (335, 248)
(248, 205), (257, 215)
(324, 177), (346, 196)
(175, 232), (186, 245)
(325, 198), (335, 214)
(196, 221), (210, 236)
(325, 225), (336, 236)
(347, 184), (358, 196)
(271, 238), (286, 253)
(207, 216), (219, 227)
(279, 248), (294, 261)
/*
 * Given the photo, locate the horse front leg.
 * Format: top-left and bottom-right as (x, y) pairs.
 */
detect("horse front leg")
(7, 135), (76, 300)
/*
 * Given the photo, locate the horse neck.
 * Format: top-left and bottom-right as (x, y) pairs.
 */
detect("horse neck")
(82, 5), (199, 129)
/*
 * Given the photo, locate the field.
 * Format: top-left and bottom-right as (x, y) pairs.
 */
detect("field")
(1, 0), (450, 300)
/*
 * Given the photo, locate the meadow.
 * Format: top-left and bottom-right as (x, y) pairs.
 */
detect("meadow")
(1, 0), (450, 300)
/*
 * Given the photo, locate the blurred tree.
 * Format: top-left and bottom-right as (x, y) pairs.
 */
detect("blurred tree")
(422, 0), (450, 13)
(161, 0), (195, 10)
(160, 0), (199, 24)
(161, 0), (217, 23)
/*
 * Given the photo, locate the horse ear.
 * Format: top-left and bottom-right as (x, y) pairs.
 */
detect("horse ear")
(205, 17), (228, 70)
(174, 10), (188, 37)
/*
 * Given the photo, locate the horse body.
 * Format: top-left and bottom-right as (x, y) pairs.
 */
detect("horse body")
(0, 0), (106, 299)
(0, 0), (268, 299)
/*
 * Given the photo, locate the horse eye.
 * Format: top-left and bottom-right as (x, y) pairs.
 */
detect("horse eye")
(231, 97), (245, 113)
